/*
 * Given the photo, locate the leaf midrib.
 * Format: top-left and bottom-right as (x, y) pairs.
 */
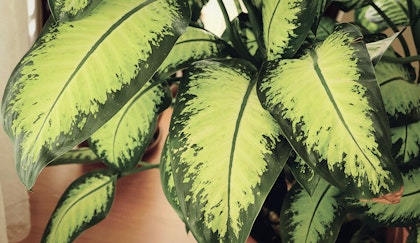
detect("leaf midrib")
(304, 184), (331, 243)
(309, 49), (376, 170)
(227, 72), (256, 231)
(34, 0), (156, 148)
(50, 174), (115, 240)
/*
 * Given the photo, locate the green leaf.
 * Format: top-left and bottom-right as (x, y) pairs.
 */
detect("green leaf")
(49, 147), (100, 166)
(287, 152), (321, 197)
(366, 32), (400, 65)
(377, 51), (420, 126)
(258, 23), (403, 199)
(160, 138), (187, 225)
(314, 16), (337, 41)
(391, 120), (420, 165)
(89, 79), (171, 171)
(1, 0), (190, 189)
(262, 0), (322, 60)
(280, 179), (345, 243)
(48, 0), (103, 22)
(42, 169), (117, 243)
(169, 59), (292, 242)
(156, 26), (231, 80)
(355, 0), (409, 33)
(352, 166), (420, 226)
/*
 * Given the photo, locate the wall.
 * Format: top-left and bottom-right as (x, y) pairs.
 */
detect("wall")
(0, 1), (34, 242)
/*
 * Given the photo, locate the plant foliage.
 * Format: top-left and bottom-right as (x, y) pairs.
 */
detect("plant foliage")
(1, 0), (420, 242)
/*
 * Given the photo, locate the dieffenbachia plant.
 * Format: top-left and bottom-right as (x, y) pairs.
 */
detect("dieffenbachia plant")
(1, 0), (420, 242)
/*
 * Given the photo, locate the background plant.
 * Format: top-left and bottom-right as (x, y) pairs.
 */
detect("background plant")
(1, 0), (420, 242)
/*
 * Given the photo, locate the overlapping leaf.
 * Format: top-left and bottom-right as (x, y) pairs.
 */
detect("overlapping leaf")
(280, 179), (345, 243)
(89, 80), (171, 171)
(376, 51), (420, 126)
(1, 0), (189, 188)
(258, 23), (403, 199)
(352, 166), (420, 226)
(391, 121), (420, 165)
(155, 26), (231, 80)
(262, 1), (325, 60)
(355, 0), (409, 33)
(169, 59), (291, 242)
(287, 152), (321, 196)
(42, 169), (117, 243)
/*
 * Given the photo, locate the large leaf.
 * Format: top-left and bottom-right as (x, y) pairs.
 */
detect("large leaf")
(169, 59), (292, 242)
(88, 79), (171, 171)
(155, 26), (231, 80)
(332, 0), (370, 12)
(1, 0), (189, 189)
(42, 169), (117, 243)
(262, 1), (325, 60)
(351, 166), (420, 226)
(48, 0), (104, 22)
(280, 179), (345, 243)
(258, 23), (403, 199)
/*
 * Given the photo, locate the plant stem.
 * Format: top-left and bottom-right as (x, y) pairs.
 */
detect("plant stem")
(368, 0), (411, 58)
(120, 163), (160, 177)
(216, 0), (258, 66)
(381, 55), (420, 64)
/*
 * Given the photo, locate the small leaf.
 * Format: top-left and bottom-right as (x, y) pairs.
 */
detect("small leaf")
(1, 0), (190, 189)
(156, 26), (231, 80)
(286, 152), (321, 197)
(170, 59), (292, 242)
(262, 0), (323, 60)
(42, 169), (117, 243)
(89, 80), (171, 171)
(280, 179), (345, 243)
(258, 23), (403, 198)
(48, 0), (103, 22)
(49, 147), (100, 166)
(366, 32), (401, 65)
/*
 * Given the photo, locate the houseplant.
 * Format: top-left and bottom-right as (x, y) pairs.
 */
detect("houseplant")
(1, 0), (420, 242)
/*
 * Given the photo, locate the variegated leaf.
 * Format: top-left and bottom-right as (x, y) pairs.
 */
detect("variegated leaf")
(258, 23), (403, 199)
(160, 138), (186, 225)
(262, 0), (323, 60)
(376, 50), (419, 126)
(391, 120), (420, 165)
(352, 166), (420, 226)
(1, 0), (189, 189)
(155, 26), (231, 80)
(48, 0), (103, 21)
(49, 147), (100, 166)
(287, 152), (321, 197)
(42, 169), (117, 243)
(280, 179), (345, 243)
(355, 0), (409, 33)
(169, 59), (291, 242)
(89, 80), (171, 171)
